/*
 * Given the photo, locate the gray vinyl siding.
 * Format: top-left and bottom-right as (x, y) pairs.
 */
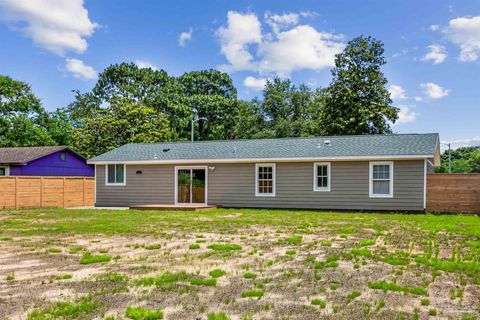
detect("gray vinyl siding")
(95, 160), (425, 211)
(427, 158), (435, 173)
(96, 164), (174, 207)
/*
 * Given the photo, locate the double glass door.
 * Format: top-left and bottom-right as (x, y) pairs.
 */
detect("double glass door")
(177, 168), (206, 204)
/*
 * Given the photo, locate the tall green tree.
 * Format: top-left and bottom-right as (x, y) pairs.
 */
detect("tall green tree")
(68, 63), (189, 138)
(71, 98), (172, 158)
(179, 69), (238, 140)
(261, 78), (317, 138)
(231, 100), (273, 139)
(319, 36), (398, 135)
(0, 75), (56, 147)
(436, 146), (480, 173)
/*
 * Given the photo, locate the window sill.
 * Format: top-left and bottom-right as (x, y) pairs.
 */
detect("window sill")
(255, 193), (276, 197)
(106, 183), (126, 186)
(369, 194), (393, 198)
(313, 188), (330, 192)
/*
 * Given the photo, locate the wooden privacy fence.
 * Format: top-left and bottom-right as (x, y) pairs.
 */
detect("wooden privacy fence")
(426, 173), (480, 214)
(0, 176), (94, 209)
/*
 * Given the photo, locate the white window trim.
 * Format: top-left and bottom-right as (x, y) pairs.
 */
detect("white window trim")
(313, 162), (331, 192)
(255, 163), (276, 197)
(174, 166), (208, 205)
(105, 164), (126, 186)
(0, 166), (10, 176)
(369, 161), (393, 198)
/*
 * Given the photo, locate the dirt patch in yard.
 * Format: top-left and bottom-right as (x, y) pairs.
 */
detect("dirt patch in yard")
(0, 208), (479, 319)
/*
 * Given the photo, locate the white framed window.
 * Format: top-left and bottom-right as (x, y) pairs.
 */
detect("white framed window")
(105, 164), (126, 186)
(313, 162), (331, 192)
(369, 161), (393, 198)
(0, 166), (10, 176)
(255, 163), (276, 197)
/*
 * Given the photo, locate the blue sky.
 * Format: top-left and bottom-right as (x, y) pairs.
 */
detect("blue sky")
(0, 0), (479, 149)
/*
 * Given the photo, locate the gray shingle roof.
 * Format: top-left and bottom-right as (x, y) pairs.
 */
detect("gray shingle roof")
(0, 146), (68, 165)
(88, 133), (439, 163)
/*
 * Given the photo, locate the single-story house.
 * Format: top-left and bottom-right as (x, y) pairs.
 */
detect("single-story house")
(0, 146), (94, 177)
(88, 133), (440, 211)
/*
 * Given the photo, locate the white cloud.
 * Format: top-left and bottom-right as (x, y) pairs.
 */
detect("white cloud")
(445, 16), (480, 62)
(216, 11), (344, 77)
(414, 96), (423, 102)
(388, 85), (407, 100)
(64, 58), (96, 80)
(264, 11), (299, 34)
(258, 25), (344, 77)
(0, 0), (99, 56)
(420, 82), (450, 99)
(178, 27), (193, 47)
(243, 76), (266, 91)
(421, 44), (447, 64)
(430, 24), (440, 31)
(135, 60), (158, 70)
(217, 11), (262, 72)
(396, 106), (417, 124)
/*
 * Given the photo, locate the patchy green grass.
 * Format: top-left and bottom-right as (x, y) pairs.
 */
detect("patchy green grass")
(53, 274), (73, 280)
(368, 281), (428, 296)
(190, 278), (217, 286)
(346, 291), (361, 304)
(284, 236), (302, 245)
(125, 306), (163, 320)
(48, 248), (62, 253)
(420, 298), (430, 306)
(28, 297), (98, 320)
(209, 269), (226, 278)
(241, 290), (264, 298)
(321, 241), (332, 247)
(69, 246), (85, 254)
(207, 312), (229, 320)
(359, 240), (376, 247)
(144, 244), (161, 250)
(243, 272), (257, 279)
(311, 299), (327, 308)
(189, 244), (200, 250)
(207, 244), (242, 251)
(1, 208), (479, 319)
(351, 248), (372, 257)
(136, 271), (190, 290)
(79, 252), (111, 265)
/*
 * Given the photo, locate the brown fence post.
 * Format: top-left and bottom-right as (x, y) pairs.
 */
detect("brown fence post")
(14, 176), (18, 209)
(40, 177), (43, 208)
(63, 177), (66, 208)
(82, 177), (86, 206)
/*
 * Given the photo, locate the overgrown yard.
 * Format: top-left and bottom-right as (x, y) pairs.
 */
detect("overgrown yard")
(0, 209), (479, 320)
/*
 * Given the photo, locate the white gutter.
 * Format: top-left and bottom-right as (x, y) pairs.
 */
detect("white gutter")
(88, 154), (434, 165)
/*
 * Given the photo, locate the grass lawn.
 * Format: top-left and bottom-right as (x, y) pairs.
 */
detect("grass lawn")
(0, 208), (479, 319)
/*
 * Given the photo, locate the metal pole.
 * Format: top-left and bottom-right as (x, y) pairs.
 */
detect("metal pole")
(191, 119), (194, 142)
(448, 143), (451, 173)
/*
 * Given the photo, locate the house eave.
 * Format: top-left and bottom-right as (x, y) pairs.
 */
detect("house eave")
(88, 154), (434, 165)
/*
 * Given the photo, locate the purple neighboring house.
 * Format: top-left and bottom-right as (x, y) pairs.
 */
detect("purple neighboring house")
(0, 146), (94, 177)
